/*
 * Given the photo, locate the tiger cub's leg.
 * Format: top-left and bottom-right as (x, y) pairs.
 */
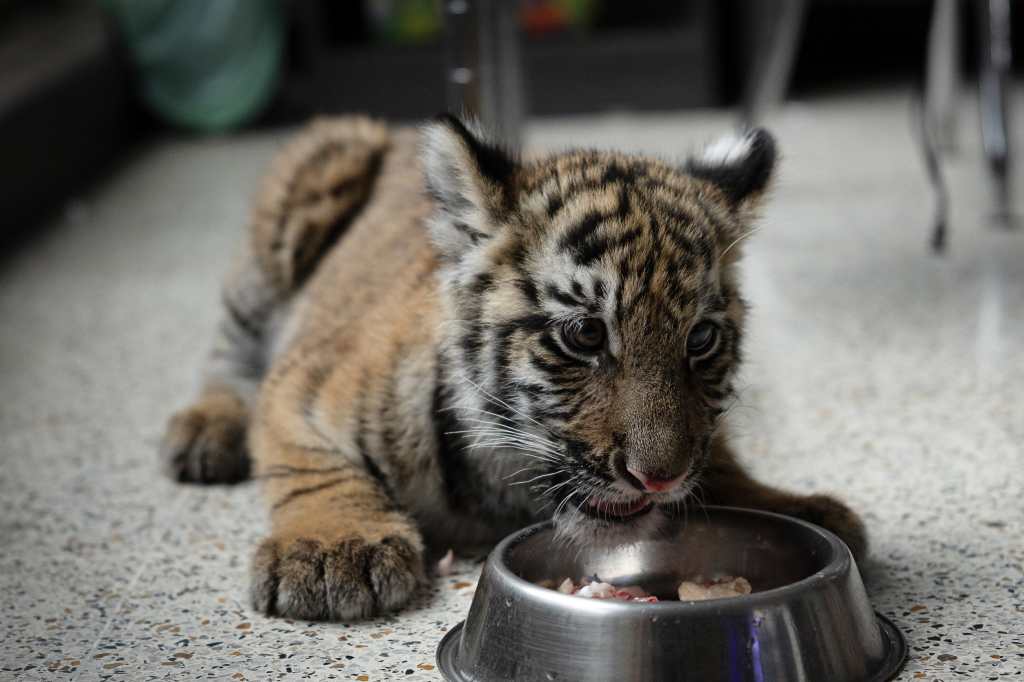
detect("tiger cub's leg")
(248, 417), (424, 620)
(160, 116), (390, 484)
(701, 441), (869, 561)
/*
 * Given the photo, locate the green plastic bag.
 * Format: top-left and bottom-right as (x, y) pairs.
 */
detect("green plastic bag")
(103, 0), (283, 132)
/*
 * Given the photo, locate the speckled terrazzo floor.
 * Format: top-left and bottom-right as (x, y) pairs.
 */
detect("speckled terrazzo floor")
(1, 88), (1022, 681)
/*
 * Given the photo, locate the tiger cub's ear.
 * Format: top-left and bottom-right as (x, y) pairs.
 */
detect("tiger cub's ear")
(421, 114), (518, 261)
(685, 128), (777, 212)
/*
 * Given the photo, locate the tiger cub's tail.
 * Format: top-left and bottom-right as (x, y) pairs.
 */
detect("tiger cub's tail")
(251, 115), (390, 295)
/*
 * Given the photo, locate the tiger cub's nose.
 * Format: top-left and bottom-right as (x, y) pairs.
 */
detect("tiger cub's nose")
(626, 464), (688, 493)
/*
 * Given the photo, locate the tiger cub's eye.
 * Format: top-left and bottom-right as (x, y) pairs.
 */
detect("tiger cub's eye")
(686, 321), (718, 357)
(562, 318), (606, 353)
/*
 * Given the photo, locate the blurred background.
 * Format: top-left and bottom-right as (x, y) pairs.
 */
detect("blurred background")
(1, 2), (1023, 679)
(2, 0), (1022, 240)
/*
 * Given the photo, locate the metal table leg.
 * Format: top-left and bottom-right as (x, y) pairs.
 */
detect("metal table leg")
(921, 0), (961, 252)
(977, 0), (1013, 225)
(925, 0), (961, 151)
(442, 0), (524, 146)
(742, 0), (807, 126)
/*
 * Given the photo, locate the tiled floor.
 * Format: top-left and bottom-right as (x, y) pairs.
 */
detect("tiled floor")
(1, 89), (1022, 680)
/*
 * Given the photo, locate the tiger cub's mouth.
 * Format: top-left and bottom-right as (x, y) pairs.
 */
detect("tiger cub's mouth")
(579, 495), (655, 522)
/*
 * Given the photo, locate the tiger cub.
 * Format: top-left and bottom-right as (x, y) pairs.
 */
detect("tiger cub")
(161, 114), (867, 621)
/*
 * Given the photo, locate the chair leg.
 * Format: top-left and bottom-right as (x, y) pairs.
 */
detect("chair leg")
(919, 96), (951, 252)
(920, 0), (961, 252)
(742, 0), (808, 126)
(977, 0), (1013, 224)
(925, 0), (961, 151)
(442, 0), (524, 145)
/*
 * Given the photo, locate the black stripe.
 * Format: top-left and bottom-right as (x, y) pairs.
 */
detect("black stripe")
(703, 387), (729, 401)
(651, 204), (707, 267)
(280, 142), (382, 287)
(432, 359), (475, 512)
(460, 320), (485, 383)
(300, 363), (333, 423)
(353, 372), (374, 469)
(492, 324), (518, 422)
(574, 228), (642, 266)
(697, 358), (728, 382)
(616, 185), (632, 218)
(360, 449), (392, 495)
(459, 274), (491, 384)
(482, 394), (515, 425)
(270, 139), (351, 249)
(545, 193), (565, 217)
(469, 272), (494, 295)
(515, 277), (540, 306)
(437, 186), (475, 219)
(600, 163), (627, 184)
(518, 382), (551, 401)
(558, 211), (606, 251)
(452, 220), (486, 244)
(614, 259), (629, 322)
(327, 175), (362, 199)
(545, 283), (584, 308)
(489, 315), (551, 404)
(222, 293), (262, 341)
(377, 350), (402, 490)
(538, 332), (586, 366)
(272, 476), (352, 510)
(529, 350), (561, 376)
(350, 369), (399, 504)
(434, 113), (516, 186)
(695, 348), (732, 382)
(621, 252), (657, 319)
(691, 196), (732, 243)
(534, 403), (580, 422)
(503, 241), (528, 268)
(662, 270), (688, 311)
(508, 314), (551, 332)
(650, 211), (701, 276)
(542, 165), (649, 220)
(259, 463), (346, 479)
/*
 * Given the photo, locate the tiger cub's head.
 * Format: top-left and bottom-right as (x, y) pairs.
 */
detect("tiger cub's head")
(422, 115), (776, 542)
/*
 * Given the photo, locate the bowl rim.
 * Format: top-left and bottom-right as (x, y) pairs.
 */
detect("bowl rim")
(489, 505), (853, 612)
(436, 612), (908, 682)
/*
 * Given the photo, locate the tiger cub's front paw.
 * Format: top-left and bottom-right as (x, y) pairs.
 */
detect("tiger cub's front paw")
(249, 534), (425, 621)
(784, 494), (868, 562)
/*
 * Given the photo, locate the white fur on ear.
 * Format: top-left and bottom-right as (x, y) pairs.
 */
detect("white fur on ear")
(420, 114), (516, 262)
(700, 133), (754, 165)
(421, 122), (486, 219)
(686, 128), (777, 207)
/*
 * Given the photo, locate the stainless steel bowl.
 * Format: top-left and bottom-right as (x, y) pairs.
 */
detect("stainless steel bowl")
(437, 506), (906, 682)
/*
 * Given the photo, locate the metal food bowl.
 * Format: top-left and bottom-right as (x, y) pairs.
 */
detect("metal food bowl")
(437, 506), (906, 682)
